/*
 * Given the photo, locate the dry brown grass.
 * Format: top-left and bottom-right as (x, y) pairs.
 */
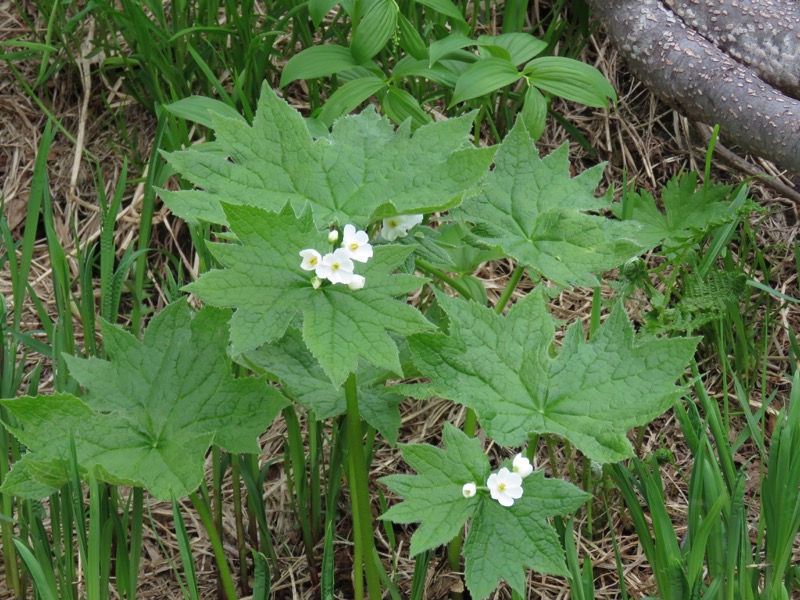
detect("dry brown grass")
(1, 1), (799, 599)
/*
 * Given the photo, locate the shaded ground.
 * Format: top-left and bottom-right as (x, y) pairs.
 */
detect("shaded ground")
(1, 1), (799, 598)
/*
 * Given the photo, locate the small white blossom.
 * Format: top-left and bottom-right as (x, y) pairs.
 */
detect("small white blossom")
(486, 467), (523, 507)
(341, 224), (373, 263)
(512, 453), (534, 478)
(311, 277), (322, 289)
(347, 274), (366, 290)
(381, 214), (423, 241)
(328, 229), (339, 243)
(299, 249), (322, 271)
(316, 249), (355, 284)
(462, 482), (477, 498)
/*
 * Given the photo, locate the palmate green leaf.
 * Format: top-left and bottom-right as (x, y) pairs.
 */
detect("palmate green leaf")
(161, 82), (493, 228)
(244, 328), (404, 444)
(409, 291), (699, 463)
(381, 424), (588, 598)
(456, 120), (645, 287)
(186, 203), (433, 386)
(0, 302), (287, 500)
(611, 173), (736, 249)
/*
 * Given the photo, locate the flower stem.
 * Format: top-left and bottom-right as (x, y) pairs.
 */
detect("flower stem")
(494, 263), (526, 314)
(415, 258), (475, 300)
(344, 372), (383, 599)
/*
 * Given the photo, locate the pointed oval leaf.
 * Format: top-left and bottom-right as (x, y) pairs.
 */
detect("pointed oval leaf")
(524, 56), (617, 107)
(317, 76), (387, 126)
(381, 86), (431, 129)
(450, 57), (522, 106)
(350, 0), (398, 63)
(280, 45), (361, 87)
(520, 84), (548, 140)
(476, 33), (547, 66)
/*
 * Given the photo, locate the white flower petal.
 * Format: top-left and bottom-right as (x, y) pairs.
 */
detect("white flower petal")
(317, 249), (355, 284)
(299, 249), (322, 271)
(341, 224), (373, 263)
(381, 214), (423, 241)
(512, 453), (534, 478)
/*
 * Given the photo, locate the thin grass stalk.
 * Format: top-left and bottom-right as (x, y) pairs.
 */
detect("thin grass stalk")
(344, 372), (382, 599)
(189, 489), (238, 600)
(131, 110), (170, 336)
(211, 448), (227, 600)
(171, 497), (201, 600)
(230, 456), (250, 596)
(309, 416), (323, 541)
(283, 406), (319, 584)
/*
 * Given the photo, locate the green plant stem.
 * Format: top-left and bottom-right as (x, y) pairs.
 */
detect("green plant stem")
(494, 264), (526, 315)
(448, 263), (527, 583)
(415, 259), (474, 300)
(344, 373), (383, 599)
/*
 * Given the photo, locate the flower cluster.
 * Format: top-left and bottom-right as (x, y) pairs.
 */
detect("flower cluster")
(300, 224), (373, 289)
(461, 453), (534, 507)
(381, 214), (423, 241)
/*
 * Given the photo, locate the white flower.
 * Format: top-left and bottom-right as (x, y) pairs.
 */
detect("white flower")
(462, 482), (477, 498)
(347, 274), (366, 290)
(341, 224), (373, 263)
(486, 467), (523, 507)
(316, 249), (355, 284)
(512, 453), (534, 478)
(328, 229), (339, 243)
(299, 249), (322, 271)
(381, 214), (423, 241)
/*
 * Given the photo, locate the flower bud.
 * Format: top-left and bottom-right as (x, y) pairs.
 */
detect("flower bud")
(512, 453), (534, 478)
(462, 482), (477, 498)
(311, 277), (322, 289)
(328, 229), (339, 243)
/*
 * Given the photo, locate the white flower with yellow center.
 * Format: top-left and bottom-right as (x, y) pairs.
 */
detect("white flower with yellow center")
(341, 224), (373, 262)
(462, 482), (477, 498)
(381, 214), (423, 241)
(299, 249), (322, 271)
(512, 453), (534, 478)
(316, 248), (355, 284)
(486, 467), (523, 507)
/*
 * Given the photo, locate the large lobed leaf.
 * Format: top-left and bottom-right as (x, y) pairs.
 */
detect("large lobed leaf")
(244, 328), (404, 444)
(381, 424), (588, 598)
(0, 302), (287, 500)
(455, 119), (644, 287)
(161, 83), (494, 228)
(409, 290), (699, 462)
(611, 172), (736, 249)
(186, 203), (434, 386)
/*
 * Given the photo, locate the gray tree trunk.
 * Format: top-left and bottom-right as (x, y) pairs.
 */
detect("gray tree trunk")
(587, 0), (800, 176)
(665, 0), (800, 99)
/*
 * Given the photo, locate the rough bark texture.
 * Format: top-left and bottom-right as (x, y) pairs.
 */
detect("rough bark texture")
(588, 0), (800, 175)
(665, 0), (800, 99)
